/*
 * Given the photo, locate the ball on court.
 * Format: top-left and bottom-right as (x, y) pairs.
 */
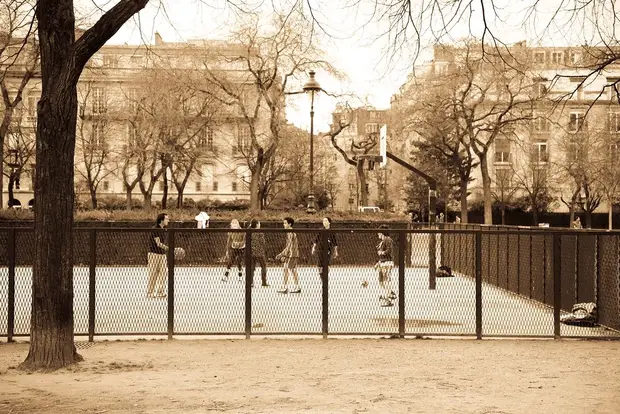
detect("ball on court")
(174, 247), (186, 260)
(361, 280), (368, 288)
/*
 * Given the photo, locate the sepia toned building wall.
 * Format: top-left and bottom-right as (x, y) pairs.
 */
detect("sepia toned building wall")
(2, 31), (276, 209)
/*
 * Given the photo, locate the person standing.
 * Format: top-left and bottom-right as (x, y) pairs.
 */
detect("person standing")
(249, 218), (268, 287)
(275, 217), (301, 294)
(223, 219), (245, 282)
(147, 213), (169, 298)
(572, 217), (583, 229)
(376, 224), (396, 307)
(311, 217), (338, 282)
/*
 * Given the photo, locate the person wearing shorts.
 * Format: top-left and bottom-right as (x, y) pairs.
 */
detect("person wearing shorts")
(275, 217), (300, 294)
(376, 224), (396, 307)
(147, 213), (169, 298)
(311, 217), (338, 282)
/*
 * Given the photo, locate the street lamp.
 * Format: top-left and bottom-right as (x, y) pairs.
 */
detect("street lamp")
(303, 70), (322, 213)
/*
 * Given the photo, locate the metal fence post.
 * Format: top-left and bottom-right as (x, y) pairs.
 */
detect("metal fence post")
(88, 229), (97, 342)
(429, 229), (437, 290)
(167, 230), (175, 340)
(321, 230), (329, 339)
(245, 229), (253, 339)
(475, 231), (482, 340)
(7, 228), (16, 343)
(398, 230), (406, 338)
(553, 233), (562, 339)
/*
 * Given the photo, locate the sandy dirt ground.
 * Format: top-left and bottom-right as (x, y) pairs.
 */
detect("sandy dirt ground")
(1, 338), (619, 414)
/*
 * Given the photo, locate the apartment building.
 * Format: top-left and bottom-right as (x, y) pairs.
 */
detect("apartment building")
(391, 42), (620, 216)
(2, 31), (276, 209)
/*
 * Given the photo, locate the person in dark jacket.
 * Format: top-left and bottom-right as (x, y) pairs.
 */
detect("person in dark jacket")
(147, 213), (169, 298)
(249, 218), (268, 287)
(311, 217), (338, 282)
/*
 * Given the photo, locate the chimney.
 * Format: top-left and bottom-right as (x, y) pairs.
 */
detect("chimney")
(154, 31), (163, 46)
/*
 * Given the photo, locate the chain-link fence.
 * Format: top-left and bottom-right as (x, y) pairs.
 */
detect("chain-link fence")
(1, 225), (619, 341)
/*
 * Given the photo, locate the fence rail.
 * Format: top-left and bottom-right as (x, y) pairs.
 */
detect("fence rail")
(1, 226), (619, 341)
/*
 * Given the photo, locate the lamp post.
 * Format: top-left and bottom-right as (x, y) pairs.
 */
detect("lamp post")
(303, 70), (322, 213)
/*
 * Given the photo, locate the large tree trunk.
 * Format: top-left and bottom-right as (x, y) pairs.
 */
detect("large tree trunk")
(479, 154), (492, 224)
(532, 206), (539, 226)
(585, 210), (592, 229)
(20, 0), (149, 371)
(7, 172), (16, 207)
(21, 0), (81, 369)
(0, 108), (14, 209)
(459, 180), (468, 224)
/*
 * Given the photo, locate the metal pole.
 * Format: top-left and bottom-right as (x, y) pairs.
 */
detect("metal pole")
(167, 230), (175, 340)
(398, 230), (406, 337)
(553, 233), (562, 339)
(475, 231), (482, 339)
(245, 229), (253, 339)
(428, 187), (437, 290)
(7, 228), (15, 343)
(88, 229), (97, 342)
(321, 230), (329, 338)
(307, 91), (316, 213)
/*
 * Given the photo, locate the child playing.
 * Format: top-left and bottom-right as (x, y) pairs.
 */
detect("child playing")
(275, 217), (301, 294)
(376, 224), (396, 307)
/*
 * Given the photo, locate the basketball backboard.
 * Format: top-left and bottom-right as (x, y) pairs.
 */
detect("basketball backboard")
(379, 124), (387, 168)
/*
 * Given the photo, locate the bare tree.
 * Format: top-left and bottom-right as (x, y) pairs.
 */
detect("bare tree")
(2, 108), (35, 207)
(76, 81), (116, 209)
(192, 11), (338, 211)
(0, 0), (37, 208)
(20, 0), (150, 371)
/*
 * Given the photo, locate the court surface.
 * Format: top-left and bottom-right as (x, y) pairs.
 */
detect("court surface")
(1, 265), (617, 338)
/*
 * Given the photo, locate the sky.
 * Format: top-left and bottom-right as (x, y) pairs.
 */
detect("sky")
(78, 0), (609, 132)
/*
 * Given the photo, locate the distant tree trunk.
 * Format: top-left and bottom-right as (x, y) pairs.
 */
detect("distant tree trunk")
(609, 200), (614, 230)
(126, 186), (133, 210)
(532, 206), (539, 226)
(7, 172), (16, 207)
(357, 162), (368, 207)
(459, 180), (468, 224)
(88, 183), (98, 209)
(479, 154), (493, 225)
(161, 164), (168, 209)
(500, 202), (506, 225)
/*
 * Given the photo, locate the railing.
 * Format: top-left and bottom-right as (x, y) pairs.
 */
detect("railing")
(1, 226), (619, 341)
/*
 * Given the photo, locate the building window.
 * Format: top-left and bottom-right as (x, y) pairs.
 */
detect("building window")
(609, 113), (620, 133)
(365, 123), (379, 134)
(494, 139), (511, 163)
(551, 52), (563, 64)
(195, 181), (202, 192)
(570, 52), (581, 65)
(27, 96), (37, 118)
(212, 182), (218, 192)
(568, 112), (585, 132)
(127, 123), (137, 147)
(534, 51), (546, 64)
(348, 183), (355, 191)
(93, 123), (105, 148)
(232, 182), (238, 192)
(237, 125), (250, 152)
(103, 55), (118, 68)
(92, 87), (106, 114)
(611, 143), (619, 160)
(103, 181), (110, 191)
(533, 116), (550, 133)
(159, 181), (165, 191)
(533, 142), (548, 163)
(127, 88), (138, 112)
(200, 126), (214, 150)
